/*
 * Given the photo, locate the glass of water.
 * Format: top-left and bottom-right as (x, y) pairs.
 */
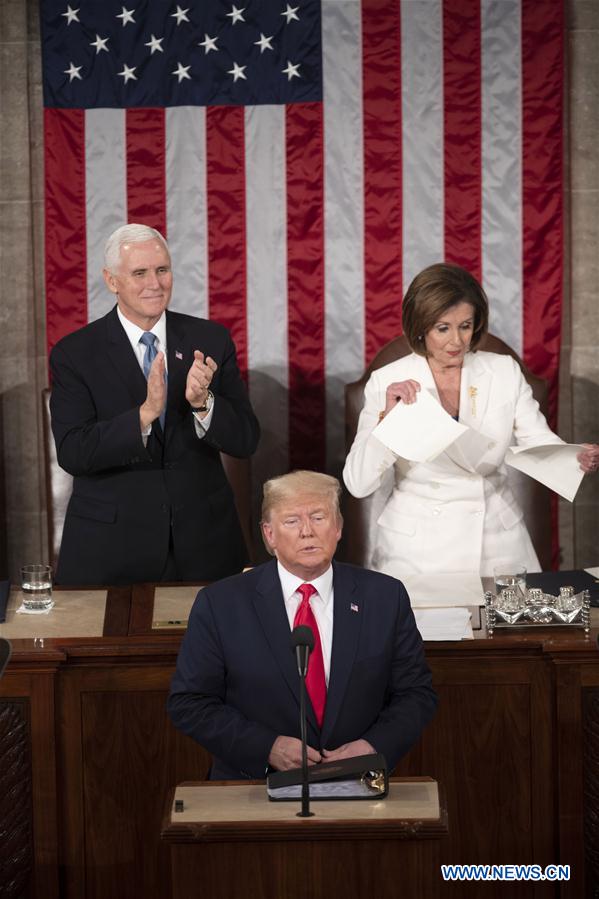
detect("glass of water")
(493, 564), (527, 604)
(20, 564), (53, 612)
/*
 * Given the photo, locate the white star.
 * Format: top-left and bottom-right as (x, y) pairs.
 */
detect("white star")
(90, 34), (109, 54)
(64, 61), (82, 82)
(61, 5), (80, 25)
(172, 62), (191, 83)
(226, 5), (245, 25)
(117, 63), (137, 83)
(254, 33), (274, 53)
(282, 60), (300, 80)
(228, 62), (247, 82)
(144, 34), (164, 54)
(281, 4), (299, 24)
(199, 33), (219, 54)
(171, 6), (190, 25)
(116, 7), (135, 26)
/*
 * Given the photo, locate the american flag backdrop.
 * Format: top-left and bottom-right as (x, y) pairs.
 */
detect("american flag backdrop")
(41, 0), (563, 492)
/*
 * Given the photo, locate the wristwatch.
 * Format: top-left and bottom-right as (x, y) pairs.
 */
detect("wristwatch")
(192, 390), (214, 414)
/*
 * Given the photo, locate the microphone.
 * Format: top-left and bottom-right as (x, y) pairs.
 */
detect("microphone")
(290, 625), (315, 818)
(291, 625), (314, 677)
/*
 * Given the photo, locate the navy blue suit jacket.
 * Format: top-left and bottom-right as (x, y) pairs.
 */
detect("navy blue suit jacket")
(168, 560), (437, 779)
(50, 306), (259, 584)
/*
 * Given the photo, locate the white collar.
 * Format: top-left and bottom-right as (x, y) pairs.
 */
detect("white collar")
(277, 561), (334, 606)
(117, 307), (167, 349)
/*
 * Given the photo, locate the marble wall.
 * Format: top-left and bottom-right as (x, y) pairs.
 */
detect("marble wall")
(0, 0), (597, 578)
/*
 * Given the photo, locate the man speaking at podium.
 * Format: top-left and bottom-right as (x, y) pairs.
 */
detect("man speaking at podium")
(168, 471), (437, 780)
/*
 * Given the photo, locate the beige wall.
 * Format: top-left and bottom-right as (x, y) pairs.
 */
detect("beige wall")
(0, 0), (597, 579)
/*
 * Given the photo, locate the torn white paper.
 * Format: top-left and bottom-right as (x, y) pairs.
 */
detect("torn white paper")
(373, 389), (468, 462)
(505, 443), (586, 502)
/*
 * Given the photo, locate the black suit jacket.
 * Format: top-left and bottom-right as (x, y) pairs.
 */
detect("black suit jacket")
(168, 560), (437, 779)
(50, 307), (260, 585)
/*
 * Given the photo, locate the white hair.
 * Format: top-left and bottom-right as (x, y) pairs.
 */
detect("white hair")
(103, 224), (169, 273)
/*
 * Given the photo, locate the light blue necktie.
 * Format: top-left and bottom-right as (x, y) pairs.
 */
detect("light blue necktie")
(139, 331), (166, 430)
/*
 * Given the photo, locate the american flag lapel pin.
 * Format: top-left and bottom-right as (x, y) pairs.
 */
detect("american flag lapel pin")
(350, 602), (359, 613)
(175, 350), (183, 360)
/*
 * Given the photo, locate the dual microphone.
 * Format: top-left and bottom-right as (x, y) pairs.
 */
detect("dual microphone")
(290, 625), (315, 817)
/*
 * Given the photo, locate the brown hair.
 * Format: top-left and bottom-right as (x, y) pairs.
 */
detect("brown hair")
(402, 263), (489, 356)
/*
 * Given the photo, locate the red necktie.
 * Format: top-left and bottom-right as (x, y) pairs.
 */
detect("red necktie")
(293, 583), (327, 728)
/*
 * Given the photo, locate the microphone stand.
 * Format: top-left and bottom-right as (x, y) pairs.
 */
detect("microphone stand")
(297, 669), (314, 818)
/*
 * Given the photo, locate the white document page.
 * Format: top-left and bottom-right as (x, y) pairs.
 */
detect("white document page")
(402, 573), (484, 608)
(373, 389), (468, 462)
(505, 443), (586, 502)
(414, 607), (473, 641)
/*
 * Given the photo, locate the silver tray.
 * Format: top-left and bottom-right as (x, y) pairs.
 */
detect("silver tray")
(484, 589), (591, 634)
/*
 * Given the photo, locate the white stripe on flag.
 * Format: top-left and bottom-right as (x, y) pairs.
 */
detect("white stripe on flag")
(166, 107), (208, 319)
(401, 0), (444, 289)
(245, 104), (289, 491)
(85, 108), (126, 321)
(481, 0), (523, 354)
(323, 0), (366, 472)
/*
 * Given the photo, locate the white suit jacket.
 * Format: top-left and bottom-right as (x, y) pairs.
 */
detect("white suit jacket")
(343, 351), (562, 576)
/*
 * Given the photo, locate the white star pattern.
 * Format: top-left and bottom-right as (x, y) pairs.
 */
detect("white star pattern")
(144, 34), (164, 54)
(281, 4), (299, 24)
(171, 6), (190, 25)
(116, 7), (135, 26)
(61, 5), (80, 25)
(282, 60), (300, 80)
(228, 62), (247, 82)
(89, 34), (109, 54)
(64, 61), (82, 81)
(117, 63), (137, 83)
(172, 62), (191, 82)
(254, 33), (274, 53)
(198, 33), (219, 54)
(226, 5), (246, 25)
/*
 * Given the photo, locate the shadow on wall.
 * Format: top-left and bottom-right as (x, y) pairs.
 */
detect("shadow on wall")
(572, 375), (599, 569)
(0, 400), (7, 578)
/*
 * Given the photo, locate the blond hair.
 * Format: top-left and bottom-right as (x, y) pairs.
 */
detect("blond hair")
(261, 470), (342, 525)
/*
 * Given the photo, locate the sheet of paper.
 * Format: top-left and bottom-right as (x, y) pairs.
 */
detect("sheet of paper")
(373, 388), (468, 462)
(402, 573), (484, 608)
(414, 607), (473, 641)
(505, 443), (586, 502)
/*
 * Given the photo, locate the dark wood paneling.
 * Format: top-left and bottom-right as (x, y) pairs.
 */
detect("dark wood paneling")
(58, 664), (210, 899)
(0, 699), (33, 899)
(583, 687), (599, 898)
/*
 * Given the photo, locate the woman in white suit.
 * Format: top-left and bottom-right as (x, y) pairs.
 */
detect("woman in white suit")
(343, 264), (599, 577)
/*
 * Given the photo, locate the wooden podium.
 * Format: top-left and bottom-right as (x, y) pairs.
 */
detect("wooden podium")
(161, 778), (448, 899)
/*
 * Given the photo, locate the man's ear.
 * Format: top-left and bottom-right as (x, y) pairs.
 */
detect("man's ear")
(102, 268), (118, 295)
(261, 521), (275, 553)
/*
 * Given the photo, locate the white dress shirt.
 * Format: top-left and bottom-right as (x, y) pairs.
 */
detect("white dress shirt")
(277, 561), (334, 685)
(117, 306), (214, 438)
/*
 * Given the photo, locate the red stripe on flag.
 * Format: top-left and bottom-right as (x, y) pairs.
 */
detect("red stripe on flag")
(362, 0), (403, 365)
(286, 103), (326, 471)
(205, 106), (248, 378)
(44, 108), (88, 356)
(521, 0), (563, 428)
(443, 0), (482, 280)
(126, 108), (167, 237)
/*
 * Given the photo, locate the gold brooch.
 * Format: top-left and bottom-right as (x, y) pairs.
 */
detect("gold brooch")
(469, 386), (478, 417)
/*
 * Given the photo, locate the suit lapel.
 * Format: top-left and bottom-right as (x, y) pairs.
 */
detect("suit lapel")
(165, 312), (191, 444)
(105, 307), (149, 407)
(252, 562), (318, 730)
(321, 562), (362, 744)
(445, 352), (493, 470)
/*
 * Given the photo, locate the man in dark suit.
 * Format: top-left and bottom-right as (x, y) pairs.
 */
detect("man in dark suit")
(168, 471), (437, 779)
(50, 223), (259, 585)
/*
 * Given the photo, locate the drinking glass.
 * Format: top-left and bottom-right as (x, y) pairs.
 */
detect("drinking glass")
(20, 564), (53, 612)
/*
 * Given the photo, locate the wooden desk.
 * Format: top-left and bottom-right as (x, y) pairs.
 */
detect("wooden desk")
(161, 779), (447, 899)
(1, 588), (598, 899)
